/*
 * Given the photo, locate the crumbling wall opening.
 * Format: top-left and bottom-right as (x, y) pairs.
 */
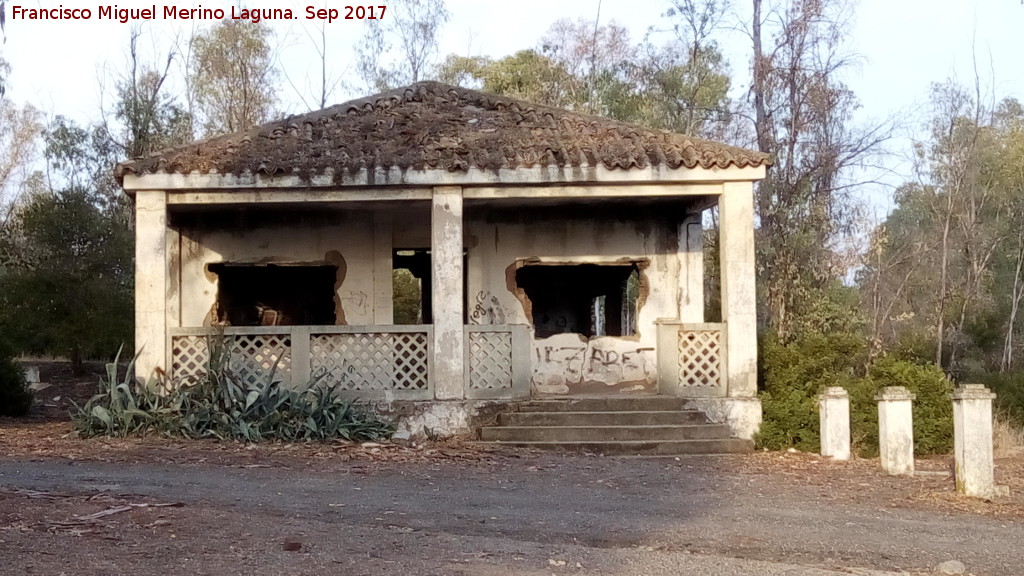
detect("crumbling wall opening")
(210, 264), (337, 326)
(516, 264), (639, 338)
(393, 249), (431, 324)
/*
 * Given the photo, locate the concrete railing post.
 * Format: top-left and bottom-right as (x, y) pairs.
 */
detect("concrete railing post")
(819, 387), (850, 460)
(876, 386), (915, 475)
(951, 384), (997, 498)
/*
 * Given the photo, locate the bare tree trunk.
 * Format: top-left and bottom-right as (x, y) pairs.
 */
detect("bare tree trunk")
(751, 0), (769, 154)
(1002, 231), (1024, 371)
(935, 191), (953, 366)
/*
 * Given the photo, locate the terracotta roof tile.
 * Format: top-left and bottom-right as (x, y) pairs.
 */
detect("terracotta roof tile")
(116, 81), (770, 182)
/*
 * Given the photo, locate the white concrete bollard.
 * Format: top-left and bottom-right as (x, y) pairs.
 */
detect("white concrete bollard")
(819, 387), (851, 460)
(951, 384), (997, 499)
(876, 386), (916, 475)
(23, 366), (40, 384)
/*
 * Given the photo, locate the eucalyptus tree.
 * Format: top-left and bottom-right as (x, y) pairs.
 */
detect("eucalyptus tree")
(355, 0), (450, 91)
(191, 20), (279, 135)
(0, 59), (42, 233)
(749, 0), (888, 340)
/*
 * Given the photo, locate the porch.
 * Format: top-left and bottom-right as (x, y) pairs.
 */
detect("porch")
(164, 321), (725, 402)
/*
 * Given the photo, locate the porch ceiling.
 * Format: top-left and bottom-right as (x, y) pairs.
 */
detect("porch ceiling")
(462, 195), (714, 213)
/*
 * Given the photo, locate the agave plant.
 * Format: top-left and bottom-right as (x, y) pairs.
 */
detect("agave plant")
(73, 339), (393, 443)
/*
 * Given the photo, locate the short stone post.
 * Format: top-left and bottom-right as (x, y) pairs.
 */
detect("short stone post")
(819, 387), (850, 460)
(876, 386), (915, 475)
(951, 384), (997, 498)
(23, 366), (40, 384)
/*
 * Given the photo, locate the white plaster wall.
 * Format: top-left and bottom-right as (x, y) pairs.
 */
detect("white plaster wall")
(175, 212), (382, 327)
(466, 211), (693, 394)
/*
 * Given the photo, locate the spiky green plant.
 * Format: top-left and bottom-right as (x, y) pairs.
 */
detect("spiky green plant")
(73, 339), (393, 442)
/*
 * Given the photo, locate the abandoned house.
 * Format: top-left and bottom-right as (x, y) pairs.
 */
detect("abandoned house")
(117, 81), (769, 443)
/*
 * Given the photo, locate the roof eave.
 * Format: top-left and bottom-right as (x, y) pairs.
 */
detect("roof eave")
(122, 164), (768, 193)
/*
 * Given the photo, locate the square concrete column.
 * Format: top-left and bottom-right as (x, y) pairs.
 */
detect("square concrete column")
(718, 182), (757, 397)
(678, 213), (704, 323)
(373, 211), (395, 325)
(134, 190), (168, 384)
(431, 186), (465, 400)
(819, 387), (851, 460)
(952, 384), (997, 498)
(876, 386), (916, 475)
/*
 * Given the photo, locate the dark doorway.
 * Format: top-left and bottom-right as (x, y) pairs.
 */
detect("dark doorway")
(392, 250), (432, 324)
(392, 249), (473, 325)
(210, 264), (337, 326)
(516, 264), (639, 338)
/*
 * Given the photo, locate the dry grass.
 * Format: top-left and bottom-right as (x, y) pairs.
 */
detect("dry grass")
(994, 412), (1024, 458)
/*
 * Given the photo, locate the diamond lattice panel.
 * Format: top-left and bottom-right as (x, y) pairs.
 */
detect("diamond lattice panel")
(229, 334), (293, 386)
(310, 333), (428, 391)
(677, 330), (722, 388)
(171, 335), (209, 386)
(468, 331), (513, 390)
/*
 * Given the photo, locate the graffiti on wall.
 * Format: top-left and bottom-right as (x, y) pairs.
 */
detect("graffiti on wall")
(469, 290), (508, 325)
(340, 290), (369, 318)
(531, 333), (655, 394)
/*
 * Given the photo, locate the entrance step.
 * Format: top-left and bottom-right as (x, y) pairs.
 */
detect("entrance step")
(478, 396), (753, 456)
(481, 424), (732, 442)
(498, 410), (709, 427)
(517, 397), (688, 412)
(479, 439), (754, 456)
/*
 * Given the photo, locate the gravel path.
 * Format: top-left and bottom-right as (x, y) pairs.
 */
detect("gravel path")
(1, 452), (1019, 575)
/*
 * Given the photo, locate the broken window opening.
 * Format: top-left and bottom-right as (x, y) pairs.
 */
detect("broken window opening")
(516, 264), (640, 339)
(392, 268), (424, 324)
(391, 249), (471, 325)
(392, 250), (431, 324)
(210, 264), (337, 326)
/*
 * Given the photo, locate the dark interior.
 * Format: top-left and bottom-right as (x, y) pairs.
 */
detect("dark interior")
(210, 264), (337, 326)
(516, 264), (637, 338)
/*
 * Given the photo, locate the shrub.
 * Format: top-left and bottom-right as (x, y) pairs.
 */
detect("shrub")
(756, 333), (954, 456)
(849, 357), (954, 457)
(755, 332), (866, 452)
(0, 339), (32, 417)
(74, 345), (394, 442)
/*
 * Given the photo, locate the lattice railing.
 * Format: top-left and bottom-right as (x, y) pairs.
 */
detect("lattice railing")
(311, 332), (429, 392)
(464, 325), (530, 399)
(170, 334), (210, 387)
(468, 331), (512, 389)
(656, 322), (726, 397)
(677, 328), (722, 388)
(170, 331), (292, 388)
(168, 326), (432, 399)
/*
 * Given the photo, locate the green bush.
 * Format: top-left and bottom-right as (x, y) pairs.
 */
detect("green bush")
(756, 333), (954, 456)
(0, 339), (32, 417)
(74, 345), (394, 442)
(755, 332), (866, 452)
(849, 357), (954, 456)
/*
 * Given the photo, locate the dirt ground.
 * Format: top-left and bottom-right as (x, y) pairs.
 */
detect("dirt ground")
(1, 362), (1022, 575)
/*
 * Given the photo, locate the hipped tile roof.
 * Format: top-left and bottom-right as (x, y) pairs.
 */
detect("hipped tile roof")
(116, 81), (770, 183)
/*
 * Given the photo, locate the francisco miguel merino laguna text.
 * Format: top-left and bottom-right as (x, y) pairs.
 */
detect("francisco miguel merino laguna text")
(7, 4), (387, 24)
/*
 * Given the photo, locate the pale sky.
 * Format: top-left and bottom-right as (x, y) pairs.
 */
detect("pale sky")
(1, 0), (1022, 212)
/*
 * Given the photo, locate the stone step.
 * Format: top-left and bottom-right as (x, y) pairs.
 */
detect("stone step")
(478, 438), (754, 456)
(517, 396), (688, 413)
(499, 410), (710, 427)
(480, 424), (733, 442)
